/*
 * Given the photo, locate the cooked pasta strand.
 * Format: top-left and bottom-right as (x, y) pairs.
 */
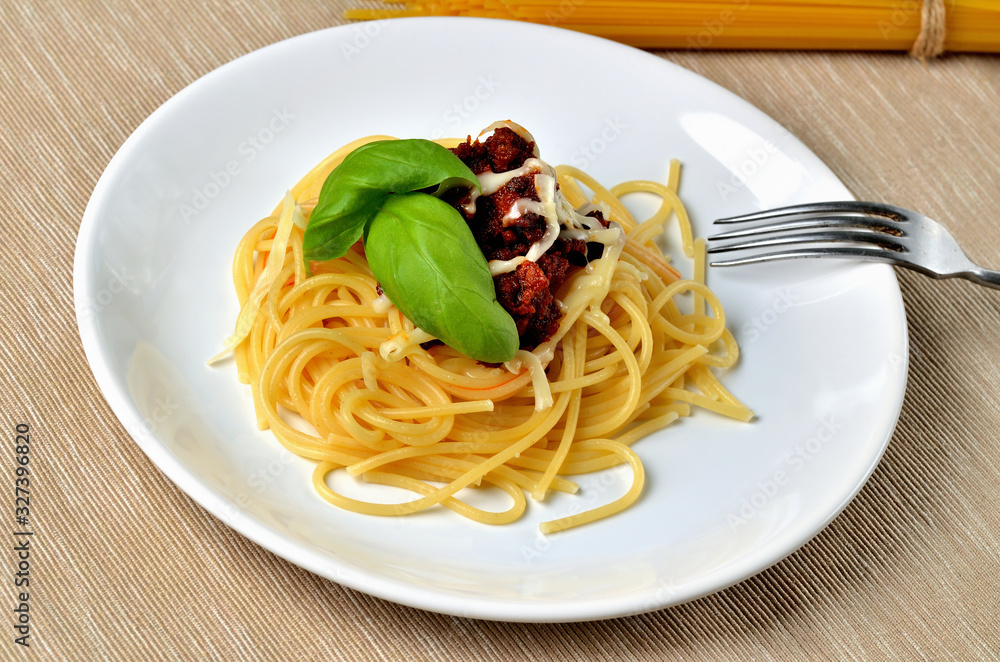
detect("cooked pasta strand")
(218, 135), (752, 532)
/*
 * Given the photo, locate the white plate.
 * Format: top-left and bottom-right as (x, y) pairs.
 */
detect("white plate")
(74, 18), (907, 622)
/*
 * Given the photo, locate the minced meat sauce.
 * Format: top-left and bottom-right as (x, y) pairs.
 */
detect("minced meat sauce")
(447, 126), (608, 349)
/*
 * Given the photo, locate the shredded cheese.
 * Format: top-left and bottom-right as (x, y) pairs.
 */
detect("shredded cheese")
(207, 192), (302, 365)
(379, 327), (437, 362)
(505, 350), (554, 411)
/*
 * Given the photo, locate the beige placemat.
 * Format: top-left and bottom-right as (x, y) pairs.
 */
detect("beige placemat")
(2, 1), (999, 659)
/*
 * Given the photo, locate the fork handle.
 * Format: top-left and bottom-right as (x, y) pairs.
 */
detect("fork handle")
(962, 267), (1000, 290)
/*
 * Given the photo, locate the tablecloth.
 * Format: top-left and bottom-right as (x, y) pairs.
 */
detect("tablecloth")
(1, 1), (998, 659)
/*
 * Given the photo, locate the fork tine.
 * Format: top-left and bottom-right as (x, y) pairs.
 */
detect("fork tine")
(707, 230), (907, 254)
(709, 215), (905, 241)
(708, 245), (904, 267)
(714, 201), (909, 225)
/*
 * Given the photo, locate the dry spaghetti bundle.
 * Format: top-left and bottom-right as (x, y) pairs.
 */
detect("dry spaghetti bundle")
(345, 0), (1000, 55)
(221, 136), (751, 533)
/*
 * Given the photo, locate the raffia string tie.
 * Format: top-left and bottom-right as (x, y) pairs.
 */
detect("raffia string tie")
(910, 0), (947, 60)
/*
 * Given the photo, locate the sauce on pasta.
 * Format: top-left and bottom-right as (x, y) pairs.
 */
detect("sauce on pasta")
(212, 124), (752, 533)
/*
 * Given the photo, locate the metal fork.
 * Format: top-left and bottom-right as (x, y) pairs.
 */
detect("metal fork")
(707, 201), (1000, 290)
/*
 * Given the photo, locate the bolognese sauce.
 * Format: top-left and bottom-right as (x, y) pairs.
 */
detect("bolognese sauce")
(447, 122), (609, 349)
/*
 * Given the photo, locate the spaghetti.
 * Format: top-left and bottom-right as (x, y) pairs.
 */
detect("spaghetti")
(215, 131), (752, 533)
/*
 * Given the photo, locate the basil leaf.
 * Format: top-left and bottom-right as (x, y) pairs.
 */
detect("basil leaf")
(365, 192), (519, 363)
(303, 139), (480, 263)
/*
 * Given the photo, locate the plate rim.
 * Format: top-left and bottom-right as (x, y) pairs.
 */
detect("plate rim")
(73, 16), (909, 622)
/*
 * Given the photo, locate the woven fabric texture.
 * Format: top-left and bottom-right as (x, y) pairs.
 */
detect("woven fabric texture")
(1, 1), (998, 659)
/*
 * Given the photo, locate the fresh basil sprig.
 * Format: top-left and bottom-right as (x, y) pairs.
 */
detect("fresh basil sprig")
(301, 139), (519, 363)
(303, 139), (481, 263)
(365, 193), (519, 363)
